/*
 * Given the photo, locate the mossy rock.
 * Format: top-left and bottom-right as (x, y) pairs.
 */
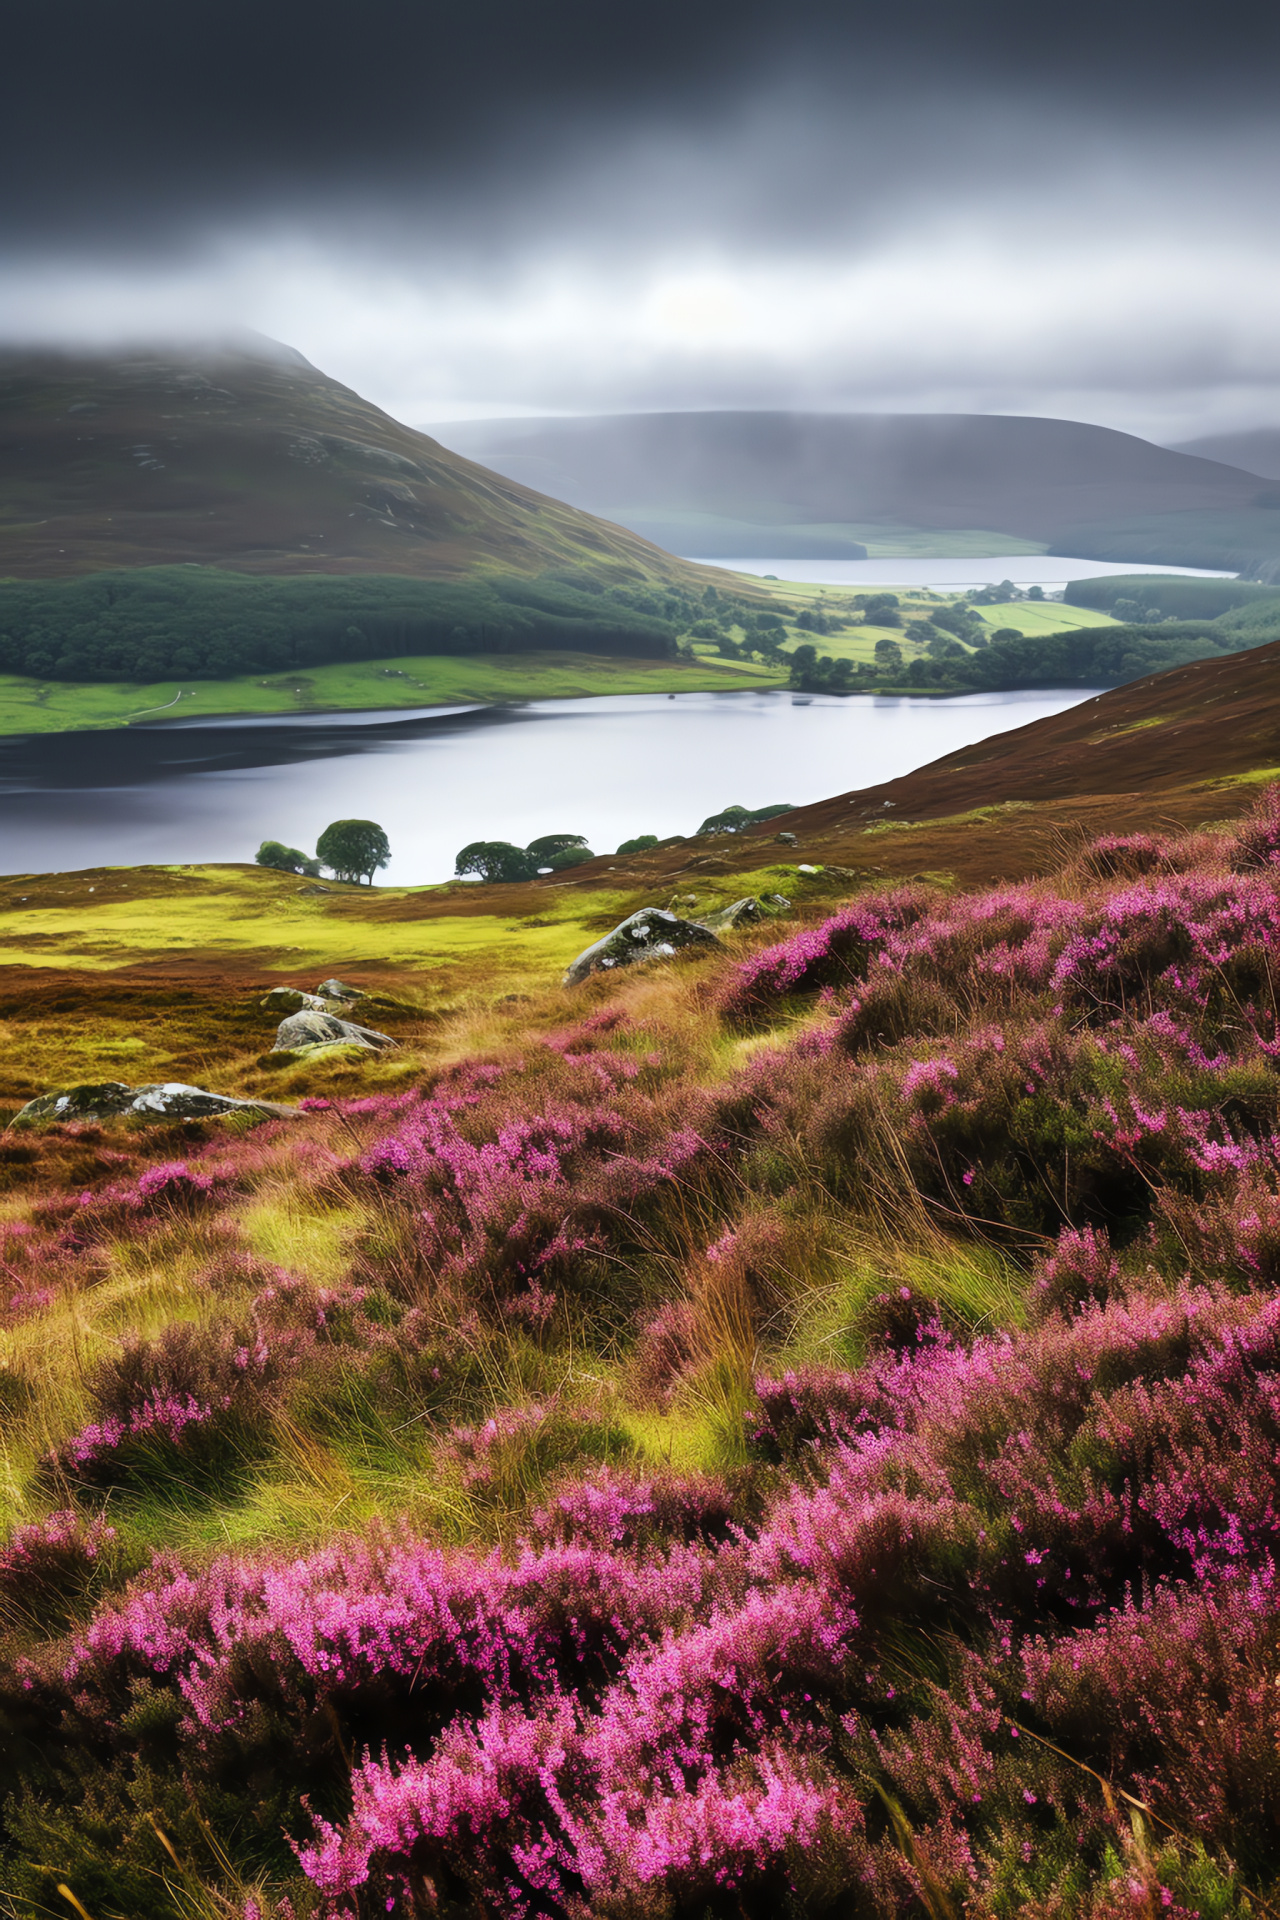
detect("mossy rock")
(261, 986), (331, 1014)
(11, 1080), (299, 1126)
(563, 909), (722, 986)
(271, 1010), (396, 1053)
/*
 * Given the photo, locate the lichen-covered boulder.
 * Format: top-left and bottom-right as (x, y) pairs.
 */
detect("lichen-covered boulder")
(697, 896), (767, 933)
(563, 910), (721, 987)
(271, 1010), (395, 1053)
(315, 978), (364, 1003)
(11, 1082), (299, 1126)
(261, 987), (330, 1014)
(126, 1083), (300, 1119)
(11, 1082), (136, 1123)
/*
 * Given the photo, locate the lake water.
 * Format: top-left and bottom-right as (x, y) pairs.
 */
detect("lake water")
(700, 555), (1236, 590)
(0, 687), (1094, 884)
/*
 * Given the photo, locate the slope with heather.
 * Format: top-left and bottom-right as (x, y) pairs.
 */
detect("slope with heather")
(4, 767), (1280, 1914)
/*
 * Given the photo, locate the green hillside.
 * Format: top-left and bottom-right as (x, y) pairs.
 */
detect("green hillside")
(0, 340), (715, 588)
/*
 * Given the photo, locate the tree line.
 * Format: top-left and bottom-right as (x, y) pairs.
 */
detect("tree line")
(789, 616), (1280, 696)
(0, 568), (763, 682)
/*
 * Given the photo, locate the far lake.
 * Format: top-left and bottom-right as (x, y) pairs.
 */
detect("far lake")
(0, 687), (1095, 884)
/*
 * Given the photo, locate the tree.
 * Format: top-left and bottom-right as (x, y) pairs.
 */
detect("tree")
(697, 805), (753, 836)
(526, 834), (588, 860)
(316, 819), (391, 885)
(874, 638), (904, 670)
(616, 834), (659, 854)
(455, 840), (536, 883)
(697, 802), (794, 835)
(255, 840), (319, 875)
(540, 846), (594, 871)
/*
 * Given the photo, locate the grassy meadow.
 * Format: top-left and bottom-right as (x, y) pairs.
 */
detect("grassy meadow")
(3, 784), (1280, 1915)
(0, 648), (781, 736)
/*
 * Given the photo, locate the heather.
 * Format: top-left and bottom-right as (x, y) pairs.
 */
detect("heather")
(8, 799), (1280, 1915)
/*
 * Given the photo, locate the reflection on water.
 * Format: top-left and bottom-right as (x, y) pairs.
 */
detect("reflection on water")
(0, 688), (1095, 883)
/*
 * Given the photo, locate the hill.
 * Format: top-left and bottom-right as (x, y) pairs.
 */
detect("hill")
(1172, 426), (1280, 480)
(0, 338), (709, 586)
(437, 408), (1280, 567)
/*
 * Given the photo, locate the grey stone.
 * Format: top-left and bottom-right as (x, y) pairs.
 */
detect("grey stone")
(261, 987), (330, 1014)
(563, 910), (721, 987)
(315, 977), (364, 1002)
(126, 1083), (300, 1119)
(763, 893), (792, 910)
(11, 1081), (299, 1126)
(271, 1010), (395, 1053)
(776, 831), (798, 845)
(696, 896), (767, 933)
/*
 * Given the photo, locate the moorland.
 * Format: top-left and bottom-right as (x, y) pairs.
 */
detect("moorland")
(4, 639), (1280, 1916)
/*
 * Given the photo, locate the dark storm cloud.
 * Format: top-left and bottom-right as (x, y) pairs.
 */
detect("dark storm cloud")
(7, 0), (1280, 247)
(4, 0), (1280, 438)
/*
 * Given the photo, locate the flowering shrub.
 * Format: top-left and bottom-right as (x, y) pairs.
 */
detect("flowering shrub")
(10, 789), (1280, 1914)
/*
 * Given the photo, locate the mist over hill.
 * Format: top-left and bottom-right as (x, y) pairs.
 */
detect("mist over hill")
(1172, 428), (1280, 482)
(437, 409), (1280, 569)
(0, 342), (704, 586)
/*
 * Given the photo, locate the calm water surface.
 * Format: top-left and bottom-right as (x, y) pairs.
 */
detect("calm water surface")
(699, 555), (1235, 589)
(0, 688), (1095, 883)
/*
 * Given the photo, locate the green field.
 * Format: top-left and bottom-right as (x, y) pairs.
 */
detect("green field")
(974, 600), (1119, 634)
(0, 647), (783, 736)
(0, 583), (1124, 737)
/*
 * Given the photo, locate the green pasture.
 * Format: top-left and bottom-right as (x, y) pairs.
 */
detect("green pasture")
(0, 867), (614, 977)
(0, 648), (783, 737)
(975, 600), (1119, 635)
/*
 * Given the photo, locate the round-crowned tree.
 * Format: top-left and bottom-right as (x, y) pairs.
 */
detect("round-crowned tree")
(256, 840), (321, 875)
(455, 841), (537, 883)
(526, 834), (589, 861)
(316, 819), (391, 885)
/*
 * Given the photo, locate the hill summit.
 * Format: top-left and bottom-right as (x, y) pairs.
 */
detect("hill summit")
(439, 409), (1280, 570)
(0, 341), (700, 584)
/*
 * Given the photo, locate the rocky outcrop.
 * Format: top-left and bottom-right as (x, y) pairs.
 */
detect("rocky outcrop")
(271, 1010), (396, 1054)
(11, 1081), (299, 1125)
(261, 987), (331, 1014)
(696, 896), (768, 933)
(316, 978), (365, 1003)
(563, 910), (721, 987)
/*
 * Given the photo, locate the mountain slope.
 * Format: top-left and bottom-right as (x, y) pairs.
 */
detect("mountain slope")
(1172, 428), (1280, 481)
(0, 341), (706, 585)
(437, 410), (1280, 566)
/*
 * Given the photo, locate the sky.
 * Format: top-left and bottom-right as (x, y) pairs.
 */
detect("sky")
(4, 0), (1280, 442)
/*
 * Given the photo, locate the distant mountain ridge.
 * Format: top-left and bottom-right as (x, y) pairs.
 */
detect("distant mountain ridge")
(0, 344), (705, 585)
(436, 410), (1280, 571)
(1171, 428), (1280, 482)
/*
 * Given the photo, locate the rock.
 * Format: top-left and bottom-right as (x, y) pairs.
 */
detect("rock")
(11, 1081), (299, 1126)
(315, 978), (364, 1002)
(261, 987), (330, 1014)
(797, 864), (820, 875)
(563, 910), (721, 987)
(776, 831), (798, 845)
(763, 893), (792, 910)
(271, 1010), (396, 1053)
(12, 1081), (135, 1123)
(126, 1083), (300, 1119)
(696, 896), (767, 932)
